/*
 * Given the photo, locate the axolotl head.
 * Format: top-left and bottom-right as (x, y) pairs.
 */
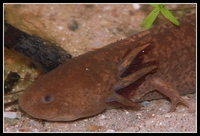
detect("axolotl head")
(19, 83), (79, 121)
(19, 83), (64, 121)
(18, 61), (108, 121)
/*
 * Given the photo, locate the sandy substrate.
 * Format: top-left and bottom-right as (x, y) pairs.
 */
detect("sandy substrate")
(4, 4), (196, 132)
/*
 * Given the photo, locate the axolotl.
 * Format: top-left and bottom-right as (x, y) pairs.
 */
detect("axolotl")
(19, 13), (196, 121)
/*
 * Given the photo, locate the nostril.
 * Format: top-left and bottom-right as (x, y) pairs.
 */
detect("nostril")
(43, 94), (52, 103)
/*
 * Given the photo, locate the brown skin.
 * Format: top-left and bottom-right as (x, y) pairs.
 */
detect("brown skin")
(19, 14), (196, 121)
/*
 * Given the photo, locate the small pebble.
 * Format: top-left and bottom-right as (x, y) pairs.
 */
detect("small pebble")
(141, 101), (149, 106)
(68, 20), (79, 31)
(106, 129), (115, 132)
(4, 112), (21, 119)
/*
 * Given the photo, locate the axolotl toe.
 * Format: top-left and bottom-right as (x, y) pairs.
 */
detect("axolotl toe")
(19, 14), (196, 121)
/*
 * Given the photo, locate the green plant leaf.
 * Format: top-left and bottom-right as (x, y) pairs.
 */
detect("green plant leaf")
(141, 4), (163, 29)
(140, 7), (160, 29)
(141, 4), (181, 29)
(160, 6), (180, 26)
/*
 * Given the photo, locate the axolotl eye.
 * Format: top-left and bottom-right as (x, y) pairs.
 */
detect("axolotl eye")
(43, 94), (53, 103)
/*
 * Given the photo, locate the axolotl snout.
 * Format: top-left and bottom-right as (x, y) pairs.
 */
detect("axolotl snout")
(19, 14), (196, 121)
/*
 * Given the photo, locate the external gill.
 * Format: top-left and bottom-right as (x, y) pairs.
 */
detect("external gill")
(106, 44), (158, 110)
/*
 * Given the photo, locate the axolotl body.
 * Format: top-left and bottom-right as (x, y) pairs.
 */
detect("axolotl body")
(19, 14), (196, 121)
